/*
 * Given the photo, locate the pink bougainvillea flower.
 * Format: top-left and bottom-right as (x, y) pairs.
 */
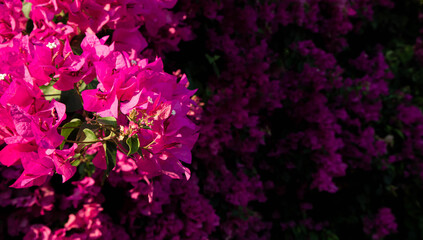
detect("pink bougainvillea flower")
(0, 79), (38, 108)
(113, 27), (148, 59)
(51, 144), (77, 182)
(66, 0), (110, 33)
(87, 142), (107, 170)
(0, 143), (36, 167)
(81, 88), (119, 118)
(10, 152), (55, 188)
(23, 224), (52, 240)
(0, 0), (27, 43)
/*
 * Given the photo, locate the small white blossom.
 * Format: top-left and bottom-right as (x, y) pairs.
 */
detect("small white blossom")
(148, 96), (153, 103)
(46, 42), (57, 49)
(171, 110), (176, 116)
(0, 74), (6, 80)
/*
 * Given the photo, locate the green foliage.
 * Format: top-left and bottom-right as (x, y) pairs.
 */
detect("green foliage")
(81, 128), (98, 143)
(60, 118), (82, 149)
(97, 117), (117, 128)
(40, 81), (61, 101)
(103, 141), (117, 176)
(78, 161), (96, 177)
(126, 135), (140, 156)
(22, 2), (32, 19)
(60, 89), (83, 112)
(205, 54), (221, 77)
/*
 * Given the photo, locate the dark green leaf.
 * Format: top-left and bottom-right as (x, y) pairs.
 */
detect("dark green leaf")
(25, 19), (33, 34)
(140, 125), (152, 130)
(87, 78), (99, 89)
(78, 161), (95, 177)
(126, 135), (140, 156)
(60, 89), (82, 112)
(60, 118), (82, 149)
(103, 141), (117, 176)
(98, 117), (117, 128)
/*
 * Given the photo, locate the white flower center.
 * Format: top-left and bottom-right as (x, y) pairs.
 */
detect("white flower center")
(0, 73), (6, 80)
(46, 42), (57, 49)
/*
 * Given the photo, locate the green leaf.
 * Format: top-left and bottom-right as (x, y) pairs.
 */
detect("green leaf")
(82, 128), (98, 143)
(40, 82), (61, 101)
(87, 78), (99, 89)
(394, 129), (405, 140)
(22, 2), (32, 19)
(309, 232), (319, 240)
(103, 141), (117, 176)
(324, 230), (340, 240)
(78, 161), (96, 177)
(74, 123), (99, 152)
(126, 135), (140, 156)
(25, 19), (33, 34)
(71, 159), (81, 167)
(205, 54), (220, 77)
(140, 125), (152, 130)
(97, 117), (117, 128)
(78, 81), (87, 92)
(137, 148), (145, 160)
(60, 89), (82, 112)
(60, 118), (82, 149)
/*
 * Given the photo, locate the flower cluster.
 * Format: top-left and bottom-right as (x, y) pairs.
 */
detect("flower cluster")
(167, 0), (408, 238)
(363, 208), (398, 240)
(0, 29), (197, 188)
(2, 0), (423, 239)
(0, 0), (201, 237)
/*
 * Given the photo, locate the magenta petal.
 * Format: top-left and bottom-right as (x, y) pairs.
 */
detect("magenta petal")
(113, 28), (148, 56)
(82, 89), (118, 117)
(10, 173), (50, 188)
(158, 0), (178, 9)
(158, 155), (190, 180)
(81, 33), (102, 52)
(97, 94), (119, 118)
(21, 153), (55, 174)
(52, 100), (67, 127)
(4, 136), (26, 144)
(1, 80), (34, 108)
(92, 144), (107, 170)
(168, 145), (192, 164)
(54, 72), (83, 91)
(0, 144), (34, 167)
(32, 123), (64, 152)
(52, 145), (77, 182)
(93, 61), (113, 90)
(165, 116), (196, 136)
(54, 160), (76, 183)
(120, 90), (143, 114)
(10, 153), (54, 188)
(10, 105), (33, 139)
(137, 154), (161, 177)
(81, 89), (109, 110)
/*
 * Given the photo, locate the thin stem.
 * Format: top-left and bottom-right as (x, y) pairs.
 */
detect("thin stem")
(143, 140), (156, 149)
(43, 94), (61, 97)
(74, 82), (84, 104)
(74, 81), (88, 118)
(65, 139), (102, 144)
(57, 126), (80, 130)
(112, 138), (130, 155)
